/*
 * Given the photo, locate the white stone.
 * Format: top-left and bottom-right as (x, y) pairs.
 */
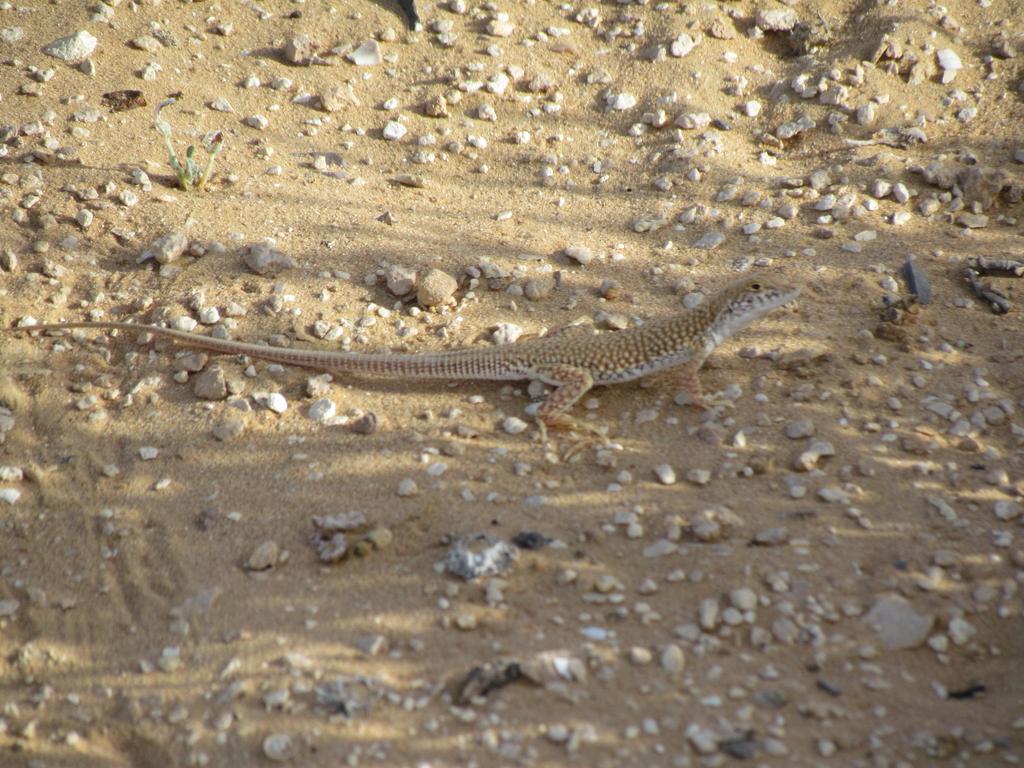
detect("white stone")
(383, 121), (407, 141)
(243, 243), (295, 276)
(729, 587), (758, 611)
(546, 724), (569, 743)
(262, 393), (288, 414)
(660, 643), (685, 673)
(1, 27), (25, 45)
(693, 231), (725, 250)
(502, 417), (529, 435)
(607, 92), (636, 111)
(198, 307), (221, 325)
(938, 48), (962, 84)
(670, 34), (696, 57)
(994, 500), (1022, 521)
(43, 31), (97, 63)
(699, 597), (719, 630)
(347, 40), (382, 66)
(486, 18), (514, 37)
(676, 112), (712, 130)
(948, 617), (976, 646)
(491, 323), (523, 345)
(564, 245), (593, 265)
(756, 8), (798, 31)
(487, 73), (510, 95)
(308, 399), (337, 422)
(262, 734), (293, 762)
(139, 62), (161, 81)
(937, 48), (962, 71)
(0, 598), (20, 616)
(686, 725), (718, 755)
(863, 593), (934, 650)
(142, 231), (188, 264)
(653, 464), (676, 485)
(0, 488), (21, 505)
(857, 102), (878, 126)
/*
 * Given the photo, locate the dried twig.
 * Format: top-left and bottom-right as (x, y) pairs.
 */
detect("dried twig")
(968, 256), (1024, 278)
(963, 266), (1012, 314)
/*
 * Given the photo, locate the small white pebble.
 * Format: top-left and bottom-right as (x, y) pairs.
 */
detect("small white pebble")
(307, 398), (336, 422)
(244, 114), (269, 130)
(653, 464), (676, 485)
(262, 392), (288, 414)
(383, 121), (407, 140)
(660, 643), (685, 673)
(502, 416), (529, 435)
(198, 307), (221, 325)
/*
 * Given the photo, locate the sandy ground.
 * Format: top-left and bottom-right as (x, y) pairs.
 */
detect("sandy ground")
(1, 0), (1023, 766)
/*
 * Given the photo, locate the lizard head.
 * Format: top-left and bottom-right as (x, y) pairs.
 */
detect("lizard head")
(707, 274), (801, 343)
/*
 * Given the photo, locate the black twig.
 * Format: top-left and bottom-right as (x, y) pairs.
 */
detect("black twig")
(963, 267), (1012, 314)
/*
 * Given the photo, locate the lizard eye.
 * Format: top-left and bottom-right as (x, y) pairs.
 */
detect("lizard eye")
(750, 282), (762, 291)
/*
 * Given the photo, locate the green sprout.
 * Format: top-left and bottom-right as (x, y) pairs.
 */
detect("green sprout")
(154, 98), (224, 191)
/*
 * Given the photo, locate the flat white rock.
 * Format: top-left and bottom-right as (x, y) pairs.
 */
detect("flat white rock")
(308, 399), (337, 422)
(43, 31), (97, 62)
(486, 19), (514, 37)
(347, 40), (382, 66)
(261, 392), (288, 414)
(0, 466), (23, 482)
(606, 92), (636, 111)
(863, 593), (934, 650)
(936, 48), (962, 71)
(693, 231), (725, 250)
(1, 27), (25, 45)
(756, 8), (798, 31)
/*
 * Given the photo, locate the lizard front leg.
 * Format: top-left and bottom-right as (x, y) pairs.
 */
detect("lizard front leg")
(676, 363), (734, 410)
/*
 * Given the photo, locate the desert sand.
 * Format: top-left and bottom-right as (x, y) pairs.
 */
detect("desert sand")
(1, 0), (1022, 766)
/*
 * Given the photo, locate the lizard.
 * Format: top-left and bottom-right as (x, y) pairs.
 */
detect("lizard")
(4, 274), (800, 436)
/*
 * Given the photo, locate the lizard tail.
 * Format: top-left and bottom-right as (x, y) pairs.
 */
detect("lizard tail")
(8, 322), (514, 380)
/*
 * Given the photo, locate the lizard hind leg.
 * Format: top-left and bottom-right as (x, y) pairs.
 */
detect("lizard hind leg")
(531, 363), (594, 426)
(530, 365), (607, 450)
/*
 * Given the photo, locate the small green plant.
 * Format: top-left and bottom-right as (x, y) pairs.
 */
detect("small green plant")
(154, 98), (224, 191)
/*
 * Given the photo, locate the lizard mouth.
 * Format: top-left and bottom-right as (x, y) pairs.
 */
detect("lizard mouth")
(780, 285), (801, 305)
(761, 285), (801, 311)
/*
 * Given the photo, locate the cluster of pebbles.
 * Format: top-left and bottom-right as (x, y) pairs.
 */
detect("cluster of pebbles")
(0, 0), (1022, 766)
